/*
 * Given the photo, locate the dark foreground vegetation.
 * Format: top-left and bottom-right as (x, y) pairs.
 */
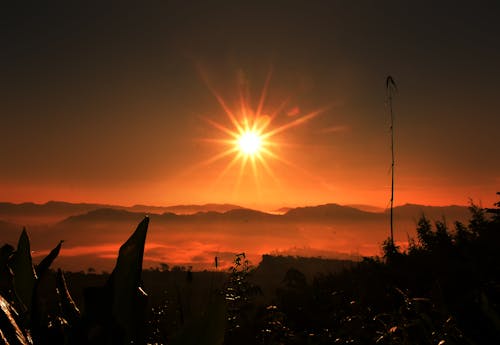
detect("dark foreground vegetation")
(1, 194), (499, 344)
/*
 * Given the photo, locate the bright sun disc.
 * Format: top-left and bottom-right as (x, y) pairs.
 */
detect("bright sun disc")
(238, 131), (261, 155)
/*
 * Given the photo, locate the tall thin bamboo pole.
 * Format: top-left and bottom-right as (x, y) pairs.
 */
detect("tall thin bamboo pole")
(386, 76), (397, 245)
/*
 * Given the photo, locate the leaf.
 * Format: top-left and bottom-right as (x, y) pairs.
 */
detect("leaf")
(35, 241), (63, 278)
(30, 240), (63, 341)
(108, 216), (149, 343)
(0, 245), (15, 296)
(56, 269), (80, 324)
(386, 75), (397, 94)
(11, 229), (37, 314)
(0, 244), (14, 268)
(0, 295), (32, 345)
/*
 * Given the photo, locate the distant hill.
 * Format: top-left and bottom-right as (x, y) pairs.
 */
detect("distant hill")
(131, 203), (243, 215)
(55, 204), (391, 225)
(1, 201), (471, 228)
(58, 208), (147, 225)
(55, 207), (278, 228)
(0, 201), (245, 225)
(283, 203), (383, 221)
(347, 204), (385, 213)
(390, 204), (470, 223)
(254, 254), (356, 281)
(0, 201), (113, 224)
(48, 203), (471, 232)
(273, 207), (293, 214)
(252, 255), (356, 302)
(155, 208), (277, 223)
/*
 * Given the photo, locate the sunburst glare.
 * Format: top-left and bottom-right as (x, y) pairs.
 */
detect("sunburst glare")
(196, 68), (327, 192)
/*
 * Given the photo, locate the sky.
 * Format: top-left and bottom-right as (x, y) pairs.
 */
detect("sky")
(1, 1), (499, 210)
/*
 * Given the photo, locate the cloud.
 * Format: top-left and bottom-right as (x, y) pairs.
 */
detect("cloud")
(287, 106), (300, 117)
(319, 125), (350, 134)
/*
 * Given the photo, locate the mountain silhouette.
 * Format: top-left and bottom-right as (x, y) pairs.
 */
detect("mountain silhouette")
(389, 204), (470, 223)
(0, 201), (113, 224)
(59, 208), (146, 225)
(0, 201), (245, 225)
(283, 203), (382, 221)
(346, 204), (385, 213)
(45, 203), (472, 229)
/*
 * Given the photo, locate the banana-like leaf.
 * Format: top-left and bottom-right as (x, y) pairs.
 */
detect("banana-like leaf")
(0, 245), (15, 296)
(0, 244), (14, 269)
(0, 295), (32, 345)
(109, 216), (149, 343)
(30, 240), (64, 342)
(56, 269), (80, 324)
(11, 229), (37, 314)
(171, 293), (227, 345)
(35, 241), (63, 278)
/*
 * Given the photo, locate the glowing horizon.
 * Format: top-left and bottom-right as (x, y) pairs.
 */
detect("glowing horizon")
(1, 1), (499, 215)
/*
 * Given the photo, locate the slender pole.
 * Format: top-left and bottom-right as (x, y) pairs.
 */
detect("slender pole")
(386, 76), (397, 245)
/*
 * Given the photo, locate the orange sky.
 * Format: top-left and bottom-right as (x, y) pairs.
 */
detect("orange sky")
(1, 2), (499, 210)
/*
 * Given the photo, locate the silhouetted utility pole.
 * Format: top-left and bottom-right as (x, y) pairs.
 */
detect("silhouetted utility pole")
(386, 76), (397, 245)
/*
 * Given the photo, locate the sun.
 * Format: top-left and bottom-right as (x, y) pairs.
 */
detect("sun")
(195, 67), (327, 191)
(238, 130), (262, 155)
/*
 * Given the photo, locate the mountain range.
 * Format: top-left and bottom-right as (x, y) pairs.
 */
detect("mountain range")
(0, 201), (474, 272)
(0, 201), (243, 225)
(0, 200), (471, 226)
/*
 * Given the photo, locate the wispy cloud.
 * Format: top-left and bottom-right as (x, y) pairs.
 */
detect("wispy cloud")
(319, 125), (350, 134)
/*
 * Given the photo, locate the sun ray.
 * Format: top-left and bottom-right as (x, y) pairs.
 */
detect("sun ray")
(256, 152), (280, 185)
(262, 139), (296, 148)
(202, 117), (239, 139)
(260, 146), (327, 185)
(262, 107), (328, 139)
(250, 155), (261, 195)
(239, 81), (249, 120)
(256, 66), (273, 117)
(217, 92), (244, 133)
(213, 152), (242, 187)
(196, 138), (236, 145)
(197, 65), (244, 133)
(234, 155), (249, 194)
(256, 98), (289, 133)
(259, 146), (289, 164)
(196, 147), (238, 168)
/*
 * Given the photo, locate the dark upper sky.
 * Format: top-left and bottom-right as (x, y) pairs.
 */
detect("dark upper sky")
(1, 1), (499, 208)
